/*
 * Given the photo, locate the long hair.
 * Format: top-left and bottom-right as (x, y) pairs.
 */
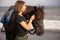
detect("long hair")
(14, 1), (25, 13)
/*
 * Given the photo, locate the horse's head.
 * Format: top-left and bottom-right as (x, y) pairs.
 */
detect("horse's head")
(23, 6), (44, 36)
(32, 6), (44, 36)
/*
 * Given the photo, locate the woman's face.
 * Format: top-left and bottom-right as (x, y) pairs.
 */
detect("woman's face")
(22, 4), (26, 13)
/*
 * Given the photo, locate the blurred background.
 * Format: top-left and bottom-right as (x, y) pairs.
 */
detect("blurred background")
(0, 0), (60, 40)
(0, 0), (60, 7)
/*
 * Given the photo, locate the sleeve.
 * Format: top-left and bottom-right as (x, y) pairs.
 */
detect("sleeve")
(16, 15), (25, 24)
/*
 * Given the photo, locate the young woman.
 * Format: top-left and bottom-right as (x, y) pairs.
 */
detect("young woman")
(14, 1), (35, 40)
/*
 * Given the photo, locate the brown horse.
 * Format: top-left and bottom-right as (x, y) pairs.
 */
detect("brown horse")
(3, 5), (44, 40)
(4, 5), (44, 36)
(23, 6), (44, 36)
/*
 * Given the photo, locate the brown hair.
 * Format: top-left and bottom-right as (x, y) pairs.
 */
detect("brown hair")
(14, 1), (25, 13)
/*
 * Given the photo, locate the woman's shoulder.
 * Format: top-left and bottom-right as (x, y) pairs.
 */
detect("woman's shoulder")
(16, 14), (26, 20)
(16, 14), (24, 18)
(16, 14), (27, 23)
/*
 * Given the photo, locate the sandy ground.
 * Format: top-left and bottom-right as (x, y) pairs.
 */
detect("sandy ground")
(0, 7), (60, 40)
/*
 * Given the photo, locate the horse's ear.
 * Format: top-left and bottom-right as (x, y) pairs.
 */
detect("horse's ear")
(34, 6), (38, 11)
(42, 6), (44, 9)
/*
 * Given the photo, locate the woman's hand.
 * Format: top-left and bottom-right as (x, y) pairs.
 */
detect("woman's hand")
(30, 15), (35, 21)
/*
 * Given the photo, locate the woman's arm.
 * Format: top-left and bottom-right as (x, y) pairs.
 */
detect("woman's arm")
(20, 15), (35, 30)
